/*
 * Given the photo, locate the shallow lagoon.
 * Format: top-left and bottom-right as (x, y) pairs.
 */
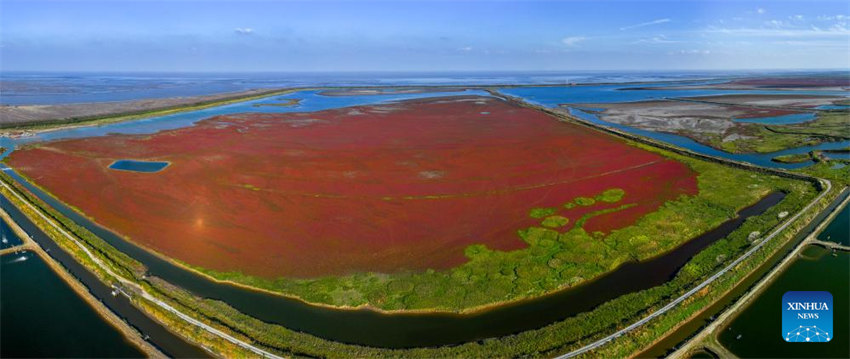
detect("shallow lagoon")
(733, 112), (815, 125)
(109, 160), (169, 172)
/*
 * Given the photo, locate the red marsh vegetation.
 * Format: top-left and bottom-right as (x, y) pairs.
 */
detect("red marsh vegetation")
(8, 96), (697, 278)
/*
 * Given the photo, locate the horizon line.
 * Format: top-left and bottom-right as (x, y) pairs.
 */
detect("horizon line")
(2, 68), (849, 75)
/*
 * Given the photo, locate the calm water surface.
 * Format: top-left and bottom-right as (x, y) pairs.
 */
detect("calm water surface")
(1, 250), (145, 358)
(109, 160), (170, 173)
(717, 202), (850, 358)
(1, 219), (24, 249)
(719, 246), (849, 358)
(734, 112), (815, 125)
(818, 204), (850, 246)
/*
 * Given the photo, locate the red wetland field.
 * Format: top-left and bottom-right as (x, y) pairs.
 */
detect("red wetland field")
(9, 96), (697, 278)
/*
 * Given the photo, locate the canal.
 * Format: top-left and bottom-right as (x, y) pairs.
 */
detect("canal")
(1, 247), (142, 357)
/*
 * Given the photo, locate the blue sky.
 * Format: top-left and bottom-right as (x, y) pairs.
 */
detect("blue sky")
(1, 0), (848, 72)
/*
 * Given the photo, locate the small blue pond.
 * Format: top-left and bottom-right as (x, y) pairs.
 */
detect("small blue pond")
(733, 112), (815, 125)
(108, 160), (170, 173)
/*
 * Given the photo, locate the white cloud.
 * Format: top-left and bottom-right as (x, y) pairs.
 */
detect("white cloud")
(816, 15), (848, 21)
(757, 8), (766, 15)
(234, 27), (254, 35)
(669, 49), (711, 55)
(632, 34), (680, 44)
(766, 19), (786, 28)
(561, 36), (586, 46)
(705, 25), (850, 37)
(619, 18), (671, 31)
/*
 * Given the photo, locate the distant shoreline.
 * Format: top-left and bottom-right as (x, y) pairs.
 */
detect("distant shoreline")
(0, 78), (723, 132)
(0, 88), (294, 131)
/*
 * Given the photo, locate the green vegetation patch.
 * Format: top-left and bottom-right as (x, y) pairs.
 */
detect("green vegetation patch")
(772, 153), (812, 164)
(541, 215), (569, 228)
(574, 203), (637, 229)
(529, 207), (557, 218)
(595, 188), (626, 203)
(574, 196), (596, 206)
(240, 184), (262, 191)
(795, 160), (850, 186)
